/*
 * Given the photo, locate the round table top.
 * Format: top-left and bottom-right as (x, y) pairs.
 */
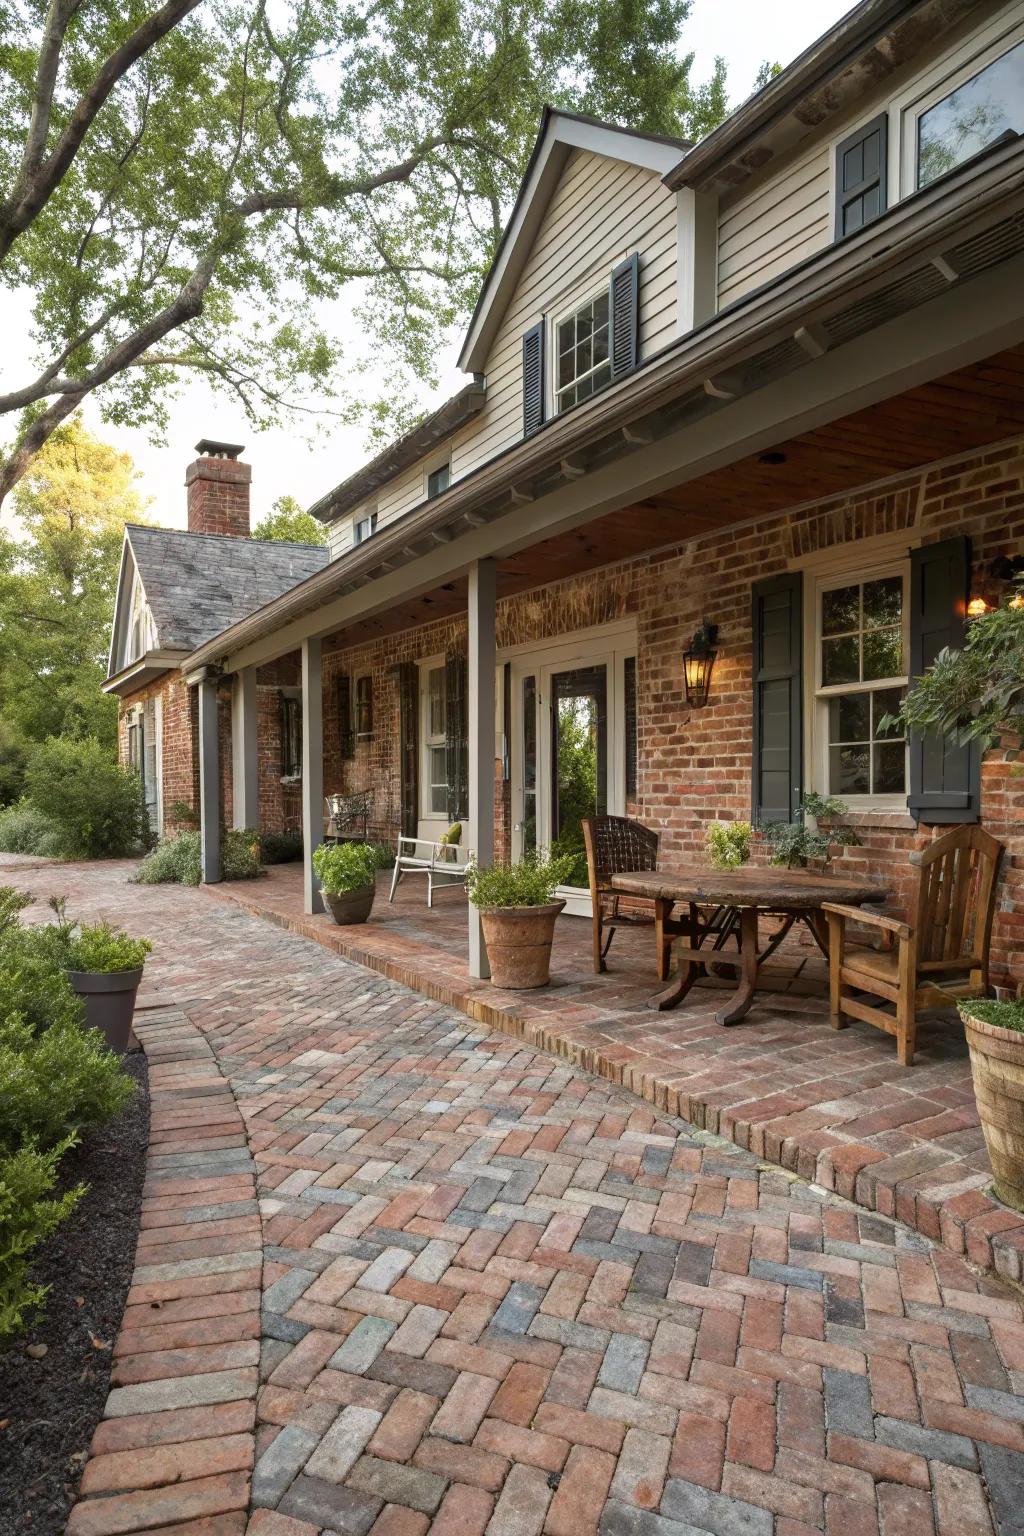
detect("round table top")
(610, 863), (889, 910)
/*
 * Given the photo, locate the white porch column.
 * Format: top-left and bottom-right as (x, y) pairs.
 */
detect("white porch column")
(197, 676), (221, 884)
(301, 637), (324, 915)
(231, 668), (259, 830)
(468, 559), (496, 980)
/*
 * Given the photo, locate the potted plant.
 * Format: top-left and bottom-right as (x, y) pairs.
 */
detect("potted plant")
(466, 854), (576, 990)
(312, 841), (380, 924)
(959, 1000), (1024, 1211)
(705, 820), (752, 870)
(760, 792), (860, 870)
(46, 900), (152, 1054)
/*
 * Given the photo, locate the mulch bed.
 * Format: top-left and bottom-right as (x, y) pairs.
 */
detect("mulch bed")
(0, 1050), (150, 1535)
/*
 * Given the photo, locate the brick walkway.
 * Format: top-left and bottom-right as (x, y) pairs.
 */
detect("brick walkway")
(16, 861), (1021, 1536)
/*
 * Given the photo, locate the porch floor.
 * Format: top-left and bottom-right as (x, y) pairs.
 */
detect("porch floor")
(205, 865), (1024, 1282)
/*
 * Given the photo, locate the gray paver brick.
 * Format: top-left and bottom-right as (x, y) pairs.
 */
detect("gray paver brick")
(492, 1281), (545, 1335)
(599, 1333), (651, 1395)
(823, 1367), (874, 1438)
(330, 1316), (397, 1375)
(252, 1422), (319, 1507)
(875, 1414), (978, 1467)
(661, 1478), (773, 1536)
(347, 1453), (447, 1513)
(305, 1404), (382, 1483)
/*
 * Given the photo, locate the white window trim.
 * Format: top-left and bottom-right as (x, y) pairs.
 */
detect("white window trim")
(353, 507), (378, 545)
(550, 276), (613, 418)
(804, 557), (910, 813)
(423, 453), (452, 502)
(417, 654), (448, 828)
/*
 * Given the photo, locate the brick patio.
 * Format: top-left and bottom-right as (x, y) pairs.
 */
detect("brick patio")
(205, 866), (1024, 1283)
(28, 857), (1023, 1536)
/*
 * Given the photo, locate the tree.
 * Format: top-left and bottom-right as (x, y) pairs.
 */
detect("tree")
(0, 0), (728, 502)
(252, 495), (327, 546)
(0, 417), (147, 747)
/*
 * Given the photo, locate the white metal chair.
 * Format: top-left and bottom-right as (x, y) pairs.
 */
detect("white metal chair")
(388, 832), (473, 907)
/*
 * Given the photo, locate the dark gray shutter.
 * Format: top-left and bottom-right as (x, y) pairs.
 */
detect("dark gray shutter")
(624, 656), (637, 798)
(522, 322), (545, 437)
(445, 652), (468, 822)
(338, 673), (354, 760)
(835, 113), (888, 239)
(908, 536), (980, 824)
(751, 574), (803, 826)
(278, 691), (288, 777)
(609, 253), (639, 379)
(397, 661), (418, 837)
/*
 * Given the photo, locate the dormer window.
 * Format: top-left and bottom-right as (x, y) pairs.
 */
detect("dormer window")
(555, 289), (611, 413)
(916, 39), (1023, 188)
(354, 510), (377, 545)
(521, 254), (638, 436)
(427, 463), (450, 499)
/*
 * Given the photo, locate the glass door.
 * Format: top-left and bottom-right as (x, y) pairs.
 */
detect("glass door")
(550, 665), (607, 888)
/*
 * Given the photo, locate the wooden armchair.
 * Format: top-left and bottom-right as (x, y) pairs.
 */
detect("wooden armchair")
(582, 815), (688, 978)
(823, 825), (1004, 1066)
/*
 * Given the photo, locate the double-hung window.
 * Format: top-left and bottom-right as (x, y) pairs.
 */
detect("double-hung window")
(422, 663), (447, 817)
(353, 510), (377, 545)
(814, 567), (908, 802)
(555, 288), (611, 413)
(427, 463), (450, 500)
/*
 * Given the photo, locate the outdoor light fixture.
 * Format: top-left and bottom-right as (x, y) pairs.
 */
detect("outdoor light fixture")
(683, 620), (719, 707)
(1012, 592), (1024, 611)
(967, 596), (990, 619)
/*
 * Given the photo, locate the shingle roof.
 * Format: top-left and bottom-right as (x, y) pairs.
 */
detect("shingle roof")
(126, 525), (330, 652)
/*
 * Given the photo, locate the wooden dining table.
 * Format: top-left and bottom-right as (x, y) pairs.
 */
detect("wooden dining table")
(610, 864), (890, 1025)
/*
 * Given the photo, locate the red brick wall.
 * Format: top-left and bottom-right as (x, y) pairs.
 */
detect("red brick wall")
(185, 455), (251, 538)
(117, 674), (199, 833)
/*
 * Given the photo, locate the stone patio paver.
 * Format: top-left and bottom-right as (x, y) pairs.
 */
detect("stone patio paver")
(22, 861), (1023, 1536)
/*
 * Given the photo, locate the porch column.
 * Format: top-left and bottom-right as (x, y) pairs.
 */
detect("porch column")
(197, 675), (220, 884)
(468, 559), (496, 979)
(231, 668), (259, 830)
(301, 637), (324, 915)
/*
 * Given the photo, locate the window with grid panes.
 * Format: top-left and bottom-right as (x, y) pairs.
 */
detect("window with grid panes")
(424, 665), (447, 815)
(816, 570), (908, 798)
(555, 289), (611, 413)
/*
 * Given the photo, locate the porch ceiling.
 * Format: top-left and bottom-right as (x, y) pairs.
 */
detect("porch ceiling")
(322, 345), (1024, 651)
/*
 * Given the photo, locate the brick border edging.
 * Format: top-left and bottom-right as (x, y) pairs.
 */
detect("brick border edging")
(66, 1008), (261, 1536)
(203, 882), (1024, 1290)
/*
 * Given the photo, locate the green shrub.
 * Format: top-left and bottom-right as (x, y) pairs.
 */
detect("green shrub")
(259, 828), (303, 864)
(705, 820), (752, 870)
(66, 923), (151, 973)
(25, 737), (149, 858)
(960, 999), (1024, 1034)
(135, 827), (261, 885)
(760, 792), (860, 869)
(466, 854), (576, 909)
(0, 887), (32, 933)
(0, 1138), (85, 1341)
(0, 724), (28, 809)
(312, 841), (379, 895)
(0, 802), (65, 857)
(0, 927), (86, 1036)
(0, 1012), (135, 1154)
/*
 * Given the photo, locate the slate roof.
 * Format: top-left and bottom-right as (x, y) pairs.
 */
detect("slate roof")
(126, 524), (330, 652)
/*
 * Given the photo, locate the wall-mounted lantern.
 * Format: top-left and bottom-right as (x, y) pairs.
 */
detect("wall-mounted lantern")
(683, 620), (719, 708)
(967, 596), (989, 619)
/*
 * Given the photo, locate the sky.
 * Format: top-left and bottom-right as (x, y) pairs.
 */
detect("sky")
(0, 0), (855, 532)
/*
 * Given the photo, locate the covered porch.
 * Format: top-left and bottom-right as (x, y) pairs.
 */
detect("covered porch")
(200, 861), (1019, 1278)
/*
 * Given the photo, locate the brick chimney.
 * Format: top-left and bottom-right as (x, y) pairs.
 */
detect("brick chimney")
(185, 439), (251, 537)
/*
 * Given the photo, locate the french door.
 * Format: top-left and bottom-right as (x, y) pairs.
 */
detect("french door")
(508, 623), (636, 917)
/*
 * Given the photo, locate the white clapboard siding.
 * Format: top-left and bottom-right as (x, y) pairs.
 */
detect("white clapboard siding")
(718, 145), (832, 309)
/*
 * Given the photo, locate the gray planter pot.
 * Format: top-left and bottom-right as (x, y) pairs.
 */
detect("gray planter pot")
(68, 966), (143, 1055)
(323, 885), (376, 925)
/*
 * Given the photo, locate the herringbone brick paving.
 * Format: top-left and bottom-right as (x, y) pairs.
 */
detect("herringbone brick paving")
(17, 861), (1022, 1536)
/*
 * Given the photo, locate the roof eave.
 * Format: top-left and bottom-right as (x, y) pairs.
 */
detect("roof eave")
(102, 649), (189, 697)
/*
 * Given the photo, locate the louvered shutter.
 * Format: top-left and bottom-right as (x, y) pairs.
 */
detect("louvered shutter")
(908, 536), (980, 824)
(445, 652), (469, 822)
(397, 661), (418, 836)
(624, 656), (638, 799)
(609, 253), (639, 379)
(835, 114), (888, 239)
(522, 322), (545, 437)
(337, 673), (354, 760)
(751, 574), (803, 826)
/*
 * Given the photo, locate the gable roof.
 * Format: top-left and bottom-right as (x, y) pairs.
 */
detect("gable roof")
(457, 108), (690, 374)
(124, 525), (329, 652)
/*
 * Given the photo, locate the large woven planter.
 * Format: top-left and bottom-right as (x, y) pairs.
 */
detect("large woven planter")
(68, 967), (143, 1055)
(323, 885), (375, 925)
(963, 1009), (1024, 1211)
(479, 901), (565, 990)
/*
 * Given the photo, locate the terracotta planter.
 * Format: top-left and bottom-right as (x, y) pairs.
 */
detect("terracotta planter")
(479, 901), (565, 989)
(323, 885), (375, 925)
(68, 967), (143, 1055)
(963, 1009), (1024, 1211)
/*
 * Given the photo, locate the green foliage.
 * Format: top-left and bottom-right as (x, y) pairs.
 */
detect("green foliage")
(258, 827), (304, 864)
(466, 854), (576, 909)
(0, 420), (148, 745)
(25, 736), (150, 858)
(0, 887), (32, 933)
(552, 696), (599, 885)
(134, 828), (262, 885)
(705, 820), (752, 870)
(252, 496), (328, 546)
(0, 1138), (85, 1342)
(960, 999), (1024, 1034)
(0, 801), (65, 856)
(760, 793), (860, 870)
(887, 595), (1024, 750)
(0, 0), (729, 496)
(55, 918), (152, 975)
(0, 926), (86, 1036)
(0, 1011), (135, 1153)
(312, 841), (380, 895)
(0, 722), (27, 807)
(167, 800), (199, 828)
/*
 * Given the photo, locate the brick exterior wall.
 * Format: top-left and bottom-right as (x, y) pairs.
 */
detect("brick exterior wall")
(185, 454), (251, 537)
(318, 436), (1024, 992)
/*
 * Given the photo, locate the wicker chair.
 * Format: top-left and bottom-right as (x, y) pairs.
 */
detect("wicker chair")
(582, 815), (688, 978)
